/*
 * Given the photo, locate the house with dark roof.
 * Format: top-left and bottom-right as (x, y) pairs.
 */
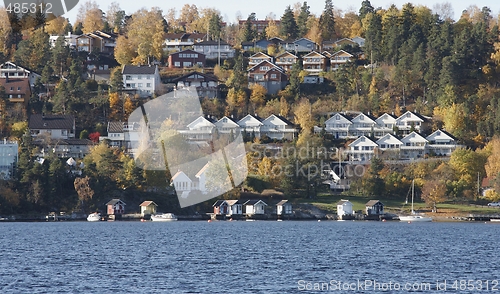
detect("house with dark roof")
(29, 114), (75, 139)
(122, 65), (161, 97)
(167, 49), (206, 68)
(425, 129), (459, 156)
(395, 111), (430, 135)
(76, 30), (117, 54)
(276, 200), (292, 215)
(365, 200), (384, 215)
(275, 51), (298, 72)
(100, 121), (140, 151)
(106, 199), (126, 216)
(213, 200), (229, 215)
(226, 200), (243, 216)
(237, 114), (264, 138)
(171, 72), (219, 98)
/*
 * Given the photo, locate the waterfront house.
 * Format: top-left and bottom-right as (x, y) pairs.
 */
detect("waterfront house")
(226, 200), (243, 216)
(276, 200), (292, 215)
(213, 200), (229, 215)
(106, 199), (126, 215)
(167, 49), (206, 68)
(139, 201), (158, 216)
(244, 200), (267, 215)
(336, 199), (353, 219)
(365, 200), (384, 215)
(122, 65), (161, 98)
(400, 131), (428, 159)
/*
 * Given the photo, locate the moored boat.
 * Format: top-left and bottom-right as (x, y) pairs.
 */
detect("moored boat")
(151, 213), (177, 222)
(399, 180), (432, 222)
(87, 212), (101, 222)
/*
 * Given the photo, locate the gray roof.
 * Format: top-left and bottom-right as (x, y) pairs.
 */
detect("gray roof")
(243, 200), (267, 206)
(336, 200), (351, 205)
(213, 200), (227, 207)
(29, 114), (74, 130)
(106, 199), (126, 205)
(108, 122), (124, 133)
(365, 200), (383, 206)
(122, 65), (157, 75)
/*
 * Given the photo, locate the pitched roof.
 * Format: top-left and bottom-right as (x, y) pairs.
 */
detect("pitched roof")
(140, 201), (157, 207)
(195, 163), (210, 178)
(225, 200), (241, 206)
(337, 199), (352, 205)
(106, 199), (126, 205)
(243, 199), (268, 206)
(171, 71), (218, 83)
(28, 114), (74, 130)
(122, 65), (157, 75)
(213, 200), (228, 207)
(276, 200), (290, 206)
(171, 171), (192, 182)
(365, 200), (383, 206)
(108, 122), (124, 133)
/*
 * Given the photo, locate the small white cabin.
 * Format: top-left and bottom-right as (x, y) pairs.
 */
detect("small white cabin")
(336, 199), (353, 218)
(276, 200), (292, 215)
(244, 200), (267, 215)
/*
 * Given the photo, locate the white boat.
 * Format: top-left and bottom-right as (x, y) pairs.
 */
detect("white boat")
(151, 213), (177, 222)
(87, 212), (101, 222)
(491, 219), (500, 222)
(398, 180), (432, 222)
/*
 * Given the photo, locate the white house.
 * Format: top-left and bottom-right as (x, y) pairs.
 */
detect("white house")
(348, 136), (377, 162)
(0, 140), (18, 180)
(400, 131), (428, 159)
(261, 114), (297, 140)
(350, 113), (377, 137)
(237, 114), (264, 138)
(0, 61), (41, 87)
(179, 116), (216, 141)
(122, 65), (161, 97)
(139, 201), (158, 216)
(195, 163), (209, 193)
(374, 113), (397, 137)
(215, 116), (240, 134)
(324, 112), (353, 139)
(49, 32), (79, 48)
(171, 171), (193, 192)
(376, 134), (403, 150)
(336, 199), (353, 219)
(395, 111), (428, 134)
(276, 200), (292, 216)
(426, 129), (458, 156)
(244, 200), (267, 215)
(226, 200), (243, 216)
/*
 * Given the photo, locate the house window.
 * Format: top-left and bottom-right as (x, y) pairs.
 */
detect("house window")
(174, 62), (180, 67)
(146, 83), (151, 87)
(125, 75), (132, 80)
(271, 74), (276, 79)
(138, 83), (143, 87)
(138, 76), (142, 79)
(17, 87), (21, 91)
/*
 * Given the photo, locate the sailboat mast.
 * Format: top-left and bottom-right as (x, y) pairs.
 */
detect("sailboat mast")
(411, 180), (415, 214)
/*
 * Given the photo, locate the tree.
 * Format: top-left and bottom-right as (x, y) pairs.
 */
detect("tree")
(242, 13), (257, 42)
(74, 176), (94, 212)
(114, 36), (135, 65)
(293, 98), (314, 131)
(82, 7), (104, 33)
(297, 2), (311, 37)
(265, 19), (281, 39)
(319, 0), (336, 40)
(421, 180), (447, 212)
(45, 16), (69, 35)
(179, 4), (199, 32)
(249, 83), (267, 112)
(280, 6), (299, 40)
(208, 13), (222, 40)
(359, 0), (375, 20)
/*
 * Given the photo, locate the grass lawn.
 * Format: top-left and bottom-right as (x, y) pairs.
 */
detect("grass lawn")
(295, 193), (500, 216)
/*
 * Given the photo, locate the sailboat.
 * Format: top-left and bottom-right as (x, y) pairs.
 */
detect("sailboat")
(399, 180), (432, 222)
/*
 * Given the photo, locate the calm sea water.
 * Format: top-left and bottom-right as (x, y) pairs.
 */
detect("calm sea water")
(0, 221), (499, 293)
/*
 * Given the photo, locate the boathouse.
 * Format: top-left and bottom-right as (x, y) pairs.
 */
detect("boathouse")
(213, 200), (229, 215)
(336, 199), (353, 220)
(139, 201), (157, 216)
(276, 200), (292, 215)
(106, 199), (126, 216)
(226, 200), (243, 216)
(244, 200), (267, 215)
(365, 200), (384, 215)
